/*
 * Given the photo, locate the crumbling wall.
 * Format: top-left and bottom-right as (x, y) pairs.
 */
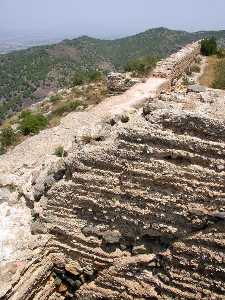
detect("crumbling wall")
(106, 72), (141, 94)
(106, 42), (201, 94)
(152, 41), (201, 80)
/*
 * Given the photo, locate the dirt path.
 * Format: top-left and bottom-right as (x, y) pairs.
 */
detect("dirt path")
(0, 77), (167, 182)
(199, 56), (219, 87)
(189, 56), (207, 84)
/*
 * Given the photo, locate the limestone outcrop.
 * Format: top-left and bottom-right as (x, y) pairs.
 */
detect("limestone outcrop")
(2, 42), (225, 299)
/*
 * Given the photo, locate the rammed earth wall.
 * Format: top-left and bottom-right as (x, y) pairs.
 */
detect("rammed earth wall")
(152, 41), (201, 80)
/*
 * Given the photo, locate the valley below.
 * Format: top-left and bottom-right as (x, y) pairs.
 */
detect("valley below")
(0, 27), (225, 122)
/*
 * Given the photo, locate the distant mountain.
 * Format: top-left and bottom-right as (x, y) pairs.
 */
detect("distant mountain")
(0, 27), (225, 121)
(0, 38), (62, 54)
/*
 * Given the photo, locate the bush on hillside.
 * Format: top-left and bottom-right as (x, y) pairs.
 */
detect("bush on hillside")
(88, 70), (103, 82)
(52, 100), (82, 117)
(125, 56), (159, 76)
(54, 146), (66, 157)
(72, 70), (102, 86)
(19, 111), (48, 135)
(0, 144), (5, 155)
(182, 76), (193, 86)
(195, 56), (202, 64)
(0, 126), (17, 148)
(201, 38), (217, 56)
(190, 64), (201, 73)
(49, 94), (63, 102)
(72, 73), (85, 86)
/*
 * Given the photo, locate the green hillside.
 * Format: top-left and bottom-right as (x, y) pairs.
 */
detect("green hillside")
(0, 27), (225, 121)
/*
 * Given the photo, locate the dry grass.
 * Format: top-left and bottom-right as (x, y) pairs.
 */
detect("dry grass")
(199, 56), (220, 88)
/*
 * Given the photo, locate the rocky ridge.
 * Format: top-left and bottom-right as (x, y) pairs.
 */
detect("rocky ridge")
(1, 41), (225, 299)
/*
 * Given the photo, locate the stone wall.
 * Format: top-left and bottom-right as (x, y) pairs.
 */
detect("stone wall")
(152, 41), (201, 81)
(106, 41), (201, 94)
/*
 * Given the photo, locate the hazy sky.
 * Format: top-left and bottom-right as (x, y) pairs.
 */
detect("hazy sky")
(1, 0), (225, 40)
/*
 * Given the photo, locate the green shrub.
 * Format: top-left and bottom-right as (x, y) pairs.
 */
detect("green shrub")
(201, 38), (217, 56)
(49, 94), (63, 102)
(0, 144), (5, 155)
(72, 70), (102, 86)
(182, 76), (192, 86)
(19, 111), (48, 135)
(125, 56), (159, 75)
(88, 70), (102, 82)
(19, 110), (31, 120)
(195, 56), (202, 64)
(52, 100), (81, 117)
(0, 127), (17, 147)
(190, 64), (201, 73)
(54, 146), (65, 157)
(72, 74), (85, 86)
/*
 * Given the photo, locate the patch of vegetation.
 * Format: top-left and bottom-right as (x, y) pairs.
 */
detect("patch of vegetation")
(49, 94), (63, 102)
(54, 146), (65, 157)
(72, 70), (102, 86)
(0, 126), (17, 147)
(212, 59), (225, 90)
(0, 126), (17, 154)
(19, 111), (48, 135)
(182, 76), (193, 86)
(0, 144), (5, 155)
(195, 56), (202, 64)
(51, 100), (82, 117)
(125, 56), (159, 75)
(201, 38), (217, 56)
(190, 64), (201, 73)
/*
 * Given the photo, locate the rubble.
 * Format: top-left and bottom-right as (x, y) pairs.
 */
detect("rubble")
(107, 72), (140, 93)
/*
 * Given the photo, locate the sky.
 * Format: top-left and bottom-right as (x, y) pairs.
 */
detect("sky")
(0, 0), (225, 41)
